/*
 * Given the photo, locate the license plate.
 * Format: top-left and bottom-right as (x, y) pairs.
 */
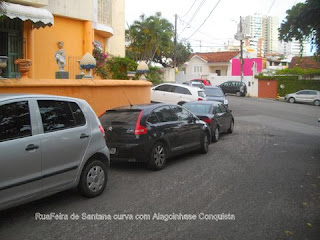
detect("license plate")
(109, 148), (116, 154)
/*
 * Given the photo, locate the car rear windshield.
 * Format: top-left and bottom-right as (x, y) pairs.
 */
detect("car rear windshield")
(100, 110), (141, 125)
(198, 91), (206, 98)
(183, 103), (211, 114)
(204, 88), (224, 97)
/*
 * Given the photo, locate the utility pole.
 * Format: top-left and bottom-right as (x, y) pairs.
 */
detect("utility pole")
(174, 14), (177, 68)
(239, 16), (244, 84)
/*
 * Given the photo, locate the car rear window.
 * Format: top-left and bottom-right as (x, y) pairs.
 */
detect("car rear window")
(204, 88), (224, 96)
(183, 103), (211, 114)
(100, 110), (141, 125)
(198, 91), (206, 98)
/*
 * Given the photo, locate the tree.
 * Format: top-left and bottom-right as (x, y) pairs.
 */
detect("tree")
(279, 0), (320, 56)
(126, 12), (192, 67)
(126, 12), (174, 64)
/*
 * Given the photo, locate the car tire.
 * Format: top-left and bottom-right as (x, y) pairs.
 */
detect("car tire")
(227, 120), (234, 133)
(78, 159), (108, 198)
(148, 142), (167, 170)
(314, 100), (320, 106)
(236, 91), (241, 97)
(288, 97), (295, 103)
(178, 101), (186, 106)
(212, 127), (219, 142)
(200, 131), (210, 154)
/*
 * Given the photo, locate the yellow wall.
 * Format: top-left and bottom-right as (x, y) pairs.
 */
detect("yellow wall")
(33, 16), (87, 79)
(0, 79), (152, 117)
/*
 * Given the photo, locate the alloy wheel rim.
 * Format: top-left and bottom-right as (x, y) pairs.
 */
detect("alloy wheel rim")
(154, 145), (165, 167)
(204, 133), (209, 150)
(87, 166), (105, 192)
(215, 128), (219, 140)
(231, 122), (234, 131)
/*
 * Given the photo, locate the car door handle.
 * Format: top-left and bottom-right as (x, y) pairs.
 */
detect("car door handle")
(25, 144), (39, 151)
(80, 133), (90, 139)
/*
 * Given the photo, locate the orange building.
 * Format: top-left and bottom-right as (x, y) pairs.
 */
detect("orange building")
(0, 0), (125, 79)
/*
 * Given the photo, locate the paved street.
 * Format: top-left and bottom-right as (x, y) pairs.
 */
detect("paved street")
(1, 96), (319, 240)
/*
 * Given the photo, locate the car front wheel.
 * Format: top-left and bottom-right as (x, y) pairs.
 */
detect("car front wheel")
(288, 97), (295, 103)
(148, 142), (167, 170)
(78, 159), (108, 198)
(200, 131), (210, 154)
(227, 120), (234, 133)
(212, 127), (219, 142)
(314, 100), (320, 106)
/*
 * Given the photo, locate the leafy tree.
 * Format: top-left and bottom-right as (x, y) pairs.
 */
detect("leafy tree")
(279, 0), (320, 56)
(126, 12), (192, 67)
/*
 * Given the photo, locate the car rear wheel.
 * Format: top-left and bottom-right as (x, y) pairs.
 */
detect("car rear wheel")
(236, 91), (241, 97)
(289, 97), (295, 103)
(200, 131), (210, 154)
(314, 100), (320, 106)
(78, 159), (108, 198)
(227, 120), (234, 133)
(148, 142), (167, 170)
(212, 127), (219, 142)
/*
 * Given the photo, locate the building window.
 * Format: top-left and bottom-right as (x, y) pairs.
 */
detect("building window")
(215, 70), (221, 76)
(193, 66), (203, 74)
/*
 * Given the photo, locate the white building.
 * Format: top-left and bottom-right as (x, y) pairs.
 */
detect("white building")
(279, 39), (308, 57)
(263, 16), (279, 55)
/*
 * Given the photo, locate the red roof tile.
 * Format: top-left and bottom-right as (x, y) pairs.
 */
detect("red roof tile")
(289, 56), (320, 69)
(190, 51), (240, 63)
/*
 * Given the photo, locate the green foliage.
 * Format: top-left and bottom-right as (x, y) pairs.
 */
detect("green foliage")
(92, 42), (109, 79)
(145, 66), (164, 85)
(276, 67), (320, 79)
(126, 12), (192, 67)
(277, 79), (320, 96)
(255, 74), (299, 81)
(105, 56), (138, 80)
(126, 12), (174, 64)
(279, 0), (320, 56)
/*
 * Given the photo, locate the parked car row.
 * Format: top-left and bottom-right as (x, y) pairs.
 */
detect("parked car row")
(0, 89), (235, 211)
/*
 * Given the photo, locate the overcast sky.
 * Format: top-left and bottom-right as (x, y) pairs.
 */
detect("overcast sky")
(125, 0), (311, 54)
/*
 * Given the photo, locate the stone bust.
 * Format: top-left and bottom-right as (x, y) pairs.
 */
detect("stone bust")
(55, 41), (66, 71)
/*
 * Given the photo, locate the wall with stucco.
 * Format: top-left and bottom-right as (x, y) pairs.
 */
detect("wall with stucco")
(107, 0), (125, 57)
(0, 79), (152, 116)
(33, 16), (91, 79)
(44, 0), (93, 21)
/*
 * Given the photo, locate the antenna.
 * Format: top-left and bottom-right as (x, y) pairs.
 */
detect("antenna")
(121, 89), (133, 107)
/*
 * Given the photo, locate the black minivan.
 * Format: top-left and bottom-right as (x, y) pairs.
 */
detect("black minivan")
(100, 103), (210, 170)
(220, 81), (247, 96)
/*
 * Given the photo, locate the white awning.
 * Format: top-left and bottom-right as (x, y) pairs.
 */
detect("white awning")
(0, 2), (54, 28)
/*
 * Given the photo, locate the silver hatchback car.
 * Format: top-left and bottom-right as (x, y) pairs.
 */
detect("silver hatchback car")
(285, 90), (320, 106)
(0, 94), (110, 210)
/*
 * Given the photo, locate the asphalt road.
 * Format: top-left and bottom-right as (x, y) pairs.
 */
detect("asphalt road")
(1, 97), (319, 240)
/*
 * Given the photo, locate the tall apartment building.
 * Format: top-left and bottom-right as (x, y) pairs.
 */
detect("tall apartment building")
(279, 39), (308, 57)
(241, 14), (279, 56)
(263, 16), (279, 55)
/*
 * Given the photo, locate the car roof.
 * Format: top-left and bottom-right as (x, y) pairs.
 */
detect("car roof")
(106, 103), (171, 111)
(184, 101), (221, 106)
(0, 93), (84, 102)
(204, 86), (221, 89)
(156, 82), (203, 91)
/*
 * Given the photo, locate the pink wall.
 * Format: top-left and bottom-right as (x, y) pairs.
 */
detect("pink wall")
(231, 58), (263, 76)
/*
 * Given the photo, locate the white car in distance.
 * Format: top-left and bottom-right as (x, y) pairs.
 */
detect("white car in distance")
(151, 83), (206, 105)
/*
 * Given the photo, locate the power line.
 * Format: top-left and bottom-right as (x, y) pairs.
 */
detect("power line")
(181, 0), (197, 18)
(185, 0), (222, 40)
(179, 0), (207, 36)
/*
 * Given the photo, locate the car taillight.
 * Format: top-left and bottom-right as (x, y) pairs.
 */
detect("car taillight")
(135, 111), (148, 135)
(198, 97), (203, 101)
(203, 118), (212, 124)
(99, 125), (105, 138)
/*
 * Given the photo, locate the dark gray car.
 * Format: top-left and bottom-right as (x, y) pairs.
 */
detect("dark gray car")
(0, 94), (110, 211)
(204, 86), (228, 107)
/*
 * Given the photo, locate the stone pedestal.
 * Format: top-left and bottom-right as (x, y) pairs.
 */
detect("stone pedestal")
(55, 71), (69, 79)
